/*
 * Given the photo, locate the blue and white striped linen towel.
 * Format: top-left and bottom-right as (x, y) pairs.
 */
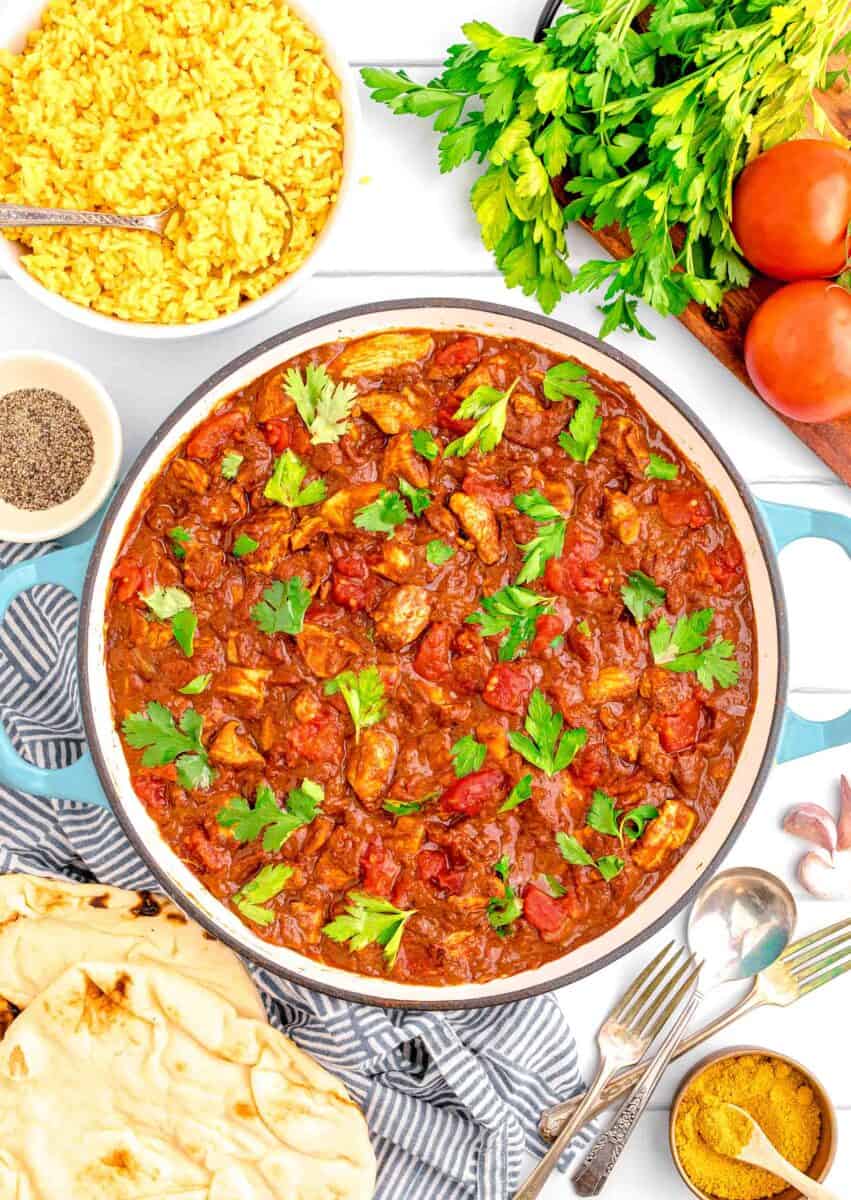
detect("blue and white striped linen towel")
(0, 537), (591, 1200)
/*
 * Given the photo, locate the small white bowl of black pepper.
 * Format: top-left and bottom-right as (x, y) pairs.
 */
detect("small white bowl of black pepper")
(0, 351), (122, 543)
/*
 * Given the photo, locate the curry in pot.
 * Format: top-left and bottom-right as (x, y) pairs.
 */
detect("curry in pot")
(105, 329), (756, 985)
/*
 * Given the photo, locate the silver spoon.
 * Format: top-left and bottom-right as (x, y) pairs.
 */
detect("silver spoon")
(0, 180), (293, 270)
(572, 867), (797, 1195)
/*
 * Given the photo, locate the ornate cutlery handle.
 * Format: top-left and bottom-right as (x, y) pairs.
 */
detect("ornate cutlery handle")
(539, 988), (761, 1140)
(572, 991), (702, 1196)
(0, 203), (162, 231)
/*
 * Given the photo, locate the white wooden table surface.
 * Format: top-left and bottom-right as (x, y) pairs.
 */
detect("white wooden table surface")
(2, 3), (850, 1194)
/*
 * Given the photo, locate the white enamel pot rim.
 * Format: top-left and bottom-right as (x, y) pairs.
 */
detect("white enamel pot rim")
(78, 299), (787, 1009)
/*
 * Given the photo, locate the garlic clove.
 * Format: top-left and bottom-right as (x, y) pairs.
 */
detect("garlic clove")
(838, 776), (851, 852)
(798, 849), (851, 901)
(783, 804), (838, 856)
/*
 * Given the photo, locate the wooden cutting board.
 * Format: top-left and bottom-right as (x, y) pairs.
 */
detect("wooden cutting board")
(536, 1), (851, 484)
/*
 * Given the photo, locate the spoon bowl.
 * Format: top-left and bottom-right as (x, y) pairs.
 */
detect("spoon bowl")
(687, 866), (797, 985)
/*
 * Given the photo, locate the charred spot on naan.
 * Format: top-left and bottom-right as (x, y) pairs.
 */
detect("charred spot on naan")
(78, 973), (132, 1034)
(130, 891), (162, 917)
(0, 998), (20, 1041)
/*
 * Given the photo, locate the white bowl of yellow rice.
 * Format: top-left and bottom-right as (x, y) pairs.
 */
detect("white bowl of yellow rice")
(0, 0), (360, 338)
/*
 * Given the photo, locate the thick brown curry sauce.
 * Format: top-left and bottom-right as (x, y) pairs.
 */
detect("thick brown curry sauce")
(105, 330), (756, 986)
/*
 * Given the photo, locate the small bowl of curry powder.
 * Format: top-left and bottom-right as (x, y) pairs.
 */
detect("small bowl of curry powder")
(670, 1048), (837, 1200)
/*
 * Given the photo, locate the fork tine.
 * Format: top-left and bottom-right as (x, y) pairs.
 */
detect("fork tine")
(799, 955), (851, 997)
(790, 943), (851, 986)
(781, 918), (851, 962)
(643, 957), (702, 1041)
(785, 928), (851, 975)
(610, 941), (676, 1022)
(622, 946), (688, 1029)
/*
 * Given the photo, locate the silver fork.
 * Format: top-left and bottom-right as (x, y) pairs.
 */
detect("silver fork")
(539, 917), (851, 1141)
(513, 943), (700, 1200)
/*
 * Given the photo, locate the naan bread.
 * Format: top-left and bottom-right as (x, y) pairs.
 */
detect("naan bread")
(0, 873), (264, 1020)
(0, 962), (375, 1200)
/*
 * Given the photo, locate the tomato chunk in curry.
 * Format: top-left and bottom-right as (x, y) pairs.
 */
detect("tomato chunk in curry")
(105, 329), (756, 986)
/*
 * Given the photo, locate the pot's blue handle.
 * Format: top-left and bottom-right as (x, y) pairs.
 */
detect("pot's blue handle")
(0, 539), (108, 807)
(758, 499), (851, 764)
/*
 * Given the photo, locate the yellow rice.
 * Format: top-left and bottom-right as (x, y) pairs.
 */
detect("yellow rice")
(0, 0), (345, 324)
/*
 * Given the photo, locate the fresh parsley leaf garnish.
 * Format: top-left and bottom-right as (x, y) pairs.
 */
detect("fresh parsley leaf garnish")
(544, 874), (567, 897)
(499, 773), (532, 812)
(513, 490), (567, 585)
(555, 832), (594, 867)
(596, 855), (626, 881)
(322, 892), (416, 969)
(264, 450), (327, 508)
(487, 858), (522, 937)
(232, 534), (258, 558)
(171, 609), (197, 657)
(354, 489), (409, 536)
(426, 539), (455, 565)
(221, 451), (244, 480)
(444, 380), (518, 458)
(141, 587), (192, 621)
(587, 790), (659, 844)
(232, 864), (293, 926)
(509, 689), (587, 776)
(621, 571), (666, 624)
(179, 673), (212, 695)
(411, 429), (439, 460)
(646, 454), (679, 481)
(452, 733), (487, 778)
(556, 832), (625, 881)
(558, 392), (602, 463)
(141, 587), (196, 658)
(543, 362), (597, 406)
(217, 779), (323, 852)
(122, 702), (214, 791)
(383, 800), (421, 816)
(383, 788), (439, 817)
(467, 584), (554, 662)
(620, 805), (660, 842)
(285, 364), (359, 445)
(399, 476), (431, 517)
(324, 667), (386, 741)
(649, 608), (740, 690)
(576, 619), (591, 637)
(251, 577), (312, 636)
(168, 526), (191, 560)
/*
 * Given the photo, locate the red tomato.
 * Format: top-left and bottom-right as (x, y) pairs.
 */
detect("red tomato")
(414, 621), (454, 682)
(186, 410), (246, 460)
(732, 140), (851, 281)
(544, 528), (606, 595)
(111, 557), (144, 602)
(416, 849), (465, 894)
(707, 543), (743, 593)
(435, 398), (475, 434)
(482, 664), (533, 715)
(440, 768), (506, 816)
(331, 554), (375, 612)
(263, 416), (309, 454)
(430, 336), (480, 377)
(361, 839), (399, 897)
(745, 281), (851, 423)
(656, 698), (702, 753)
(524, 886), (568, 936)
(530, 613), (564, 656)
(658, 488), (713, 530)
(132, 765), (177, 816)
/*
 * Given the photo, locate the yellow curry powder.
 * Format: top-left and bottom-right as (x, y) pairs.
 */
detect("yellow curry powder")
(674, 1054), (821, 1200)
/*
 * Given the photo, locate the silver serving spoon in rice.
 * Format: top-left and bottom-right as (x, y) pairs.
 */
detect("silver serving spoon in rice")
(0, 178), (293, 277)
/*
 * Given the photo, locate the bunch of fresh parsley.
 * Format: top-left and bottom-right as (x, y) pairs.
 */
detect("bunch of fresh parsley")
(363, 1), (851, 335)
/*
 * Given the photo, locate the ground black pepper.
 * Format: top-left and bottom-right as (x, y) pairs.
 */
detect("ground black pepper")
(0, 387), (94, 511)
